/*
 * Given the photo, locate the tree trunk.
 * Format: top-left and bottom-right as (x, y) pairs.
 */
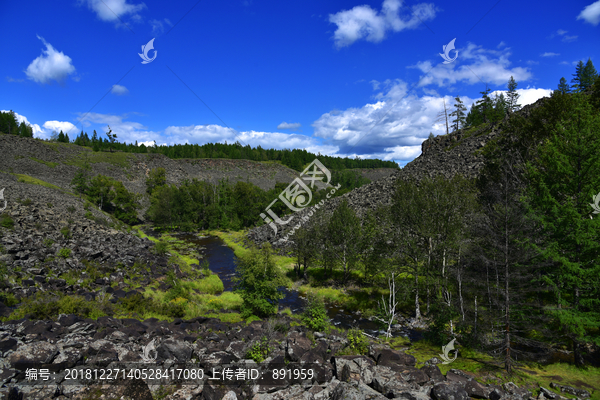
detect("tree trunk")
(415, 266), (421, 320)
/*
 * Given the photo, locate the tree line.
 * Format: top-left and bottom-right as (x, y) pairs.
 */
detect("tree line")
(144, 167), (368, 231)
(291, 75), (600, 371)
(0, 110), (34, 138)
(432, 59), (598, 137)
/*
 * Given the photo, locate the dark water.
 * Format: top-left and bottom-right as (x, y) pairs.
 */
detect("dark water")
(183, 234), (420, 339)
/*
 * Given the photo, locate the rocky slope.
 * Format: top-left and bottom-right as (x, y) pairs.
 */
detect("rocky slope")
(2, 313), (581, 400)
(248, 97), (551, 248)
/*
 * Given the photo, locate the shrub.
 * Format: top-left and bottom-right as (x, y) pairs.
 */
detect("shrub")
(66, 206), (76, 213)
(47, 202), (53, 208)
(302, 292), (328, 331)
(153, 240), (168, 255)
(43, 238), (54, 248)
(85, 211), (94, 220)
(57, 248), (72, 258)
(347, 328), (369, 355)
(21, 198), (33, 206)
(245, 336), (271, 363)
(8, 292), (110, 320)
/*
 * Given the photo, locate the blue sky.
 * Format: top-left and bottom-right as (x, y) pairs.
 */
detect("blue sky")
(1, 0), (599, 167)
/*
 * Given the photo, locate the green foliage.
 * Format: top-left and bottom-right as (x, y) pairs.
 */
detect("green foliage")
(325, 199), (362, 283)
(117, 292), (186, 319)
(43, 238), (54, 247)
(146, 167), (166, 195)
(557, 77), (571, 94)
(29, 157), (58, 168)
(57, 248), (72, 258)
(79, 174), (139, 225)
(9, 292), (111, 320)
(153, 240), (169, 255)
(84, 211), (94, 220)
(0, 215), (14, 229)
(523, 92), (600, 358)
(347, 328), (369, 355)
(571, 58), (598, 93)
(302, 292), (328, 331)
(234, 243), (285, 318)
(245, 336), (271, 363)
(60, 226), (71, 239)
(15, 174), (62, 191)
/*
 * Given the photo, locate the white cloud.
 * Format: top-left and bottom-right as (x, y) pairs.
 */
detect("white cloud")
(541, 52), (560, 57)
(25, 36), (76, 84)
(150, 18), (172, 36)
(577, 0), (600, 25)
(409, 42), (532, 87)
(277, 122), (301, 130)
(550, 29), (578, 42)
(76, 112), (159, 144)
(329, 0), (437, 48)
(111, 84), (129, 95)
(42, 121), (79, 138)
(82, 0), (146, 23)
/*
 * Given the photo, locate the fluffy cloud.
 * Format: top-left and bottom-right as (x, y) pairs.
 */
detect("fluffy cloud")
(409, 42), (532, 87)
(277, 122), (301, 130)
(329, 0), (437, 48)
(42, 121), (79, 138)
(111, 84), (129, 95)
(25, 36), (76, 84)
(577, 0), (600, 25)
(76, 112), (159, 144)
(82, 0), (146, 23)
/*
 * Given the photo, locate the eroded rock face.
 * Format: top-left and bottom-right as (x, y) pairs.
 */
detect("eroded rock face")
(0, 315), (549, 400)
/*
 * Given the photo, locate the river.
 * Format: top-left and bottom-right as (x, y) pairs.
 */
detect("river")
(185, 234), (421, 340)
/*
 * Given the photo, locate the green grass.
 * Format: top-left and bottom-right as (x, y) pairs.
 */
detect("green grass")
(401, 339), (600, 399)
(15, 174), (63, 191)
(29, 157), (59, 168)
(65, 151), (135, 169)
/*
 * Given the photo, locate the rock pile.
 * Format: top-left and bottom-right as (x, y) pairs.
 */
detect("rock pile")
(0, 315), (554, 400)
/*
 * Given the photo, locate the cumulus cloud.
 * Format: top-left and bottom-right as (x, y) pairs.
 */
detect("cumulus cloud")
(42, 121), (79, 137)
(82, 0), (146, 23)
(111, 84), (129, 95)
(409, 42), (532, 87)
(577, 0), (600, 25)
(25, 36), (76, 84)
(277, 122), (301, 130)
(329, 0), (437, 48)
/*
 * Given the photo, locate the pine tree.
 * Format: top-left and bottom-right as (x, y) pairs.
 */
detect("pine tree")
(449, 96), (467, 131)
(571, 60), (586, 93)
(506, 76), (521, 113)
(557, 77), (571, 94)
(492, 93), (508, 122)
(524, 93), (600, 366)
(105, 125), (117, 152)
(58, 131), (66, 143)
(476, 86), (493, 123)
(580, 58), (599, 92)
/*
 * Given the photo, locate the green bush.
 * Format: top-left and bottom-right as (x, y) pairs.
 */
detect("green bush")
(153, 240), (168, 255)
(85, 211), (94, 220)
(57, 248), (72, 258)
(43, 238), (54, 247)
(117, 293), (186, 319)
(66, 206), (76, 213)
(245, 336), (271, 363)
(302, 292), (328, 331)
(347, 328), (369, 355)
(21, 198), (33, 206)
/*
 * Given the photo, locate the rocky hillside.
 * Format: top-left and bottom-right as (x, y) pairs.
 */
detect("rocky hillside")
(248, 97), (551, 248)
(2, 313), (571, 400)
(0, 135), (322, 215)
